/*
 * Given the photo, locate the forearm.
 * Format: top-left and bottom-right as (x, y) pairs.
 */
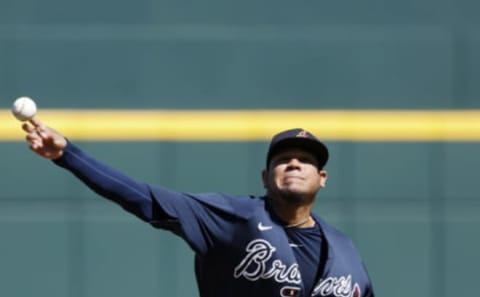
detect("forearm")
(53, 141), (157, 222)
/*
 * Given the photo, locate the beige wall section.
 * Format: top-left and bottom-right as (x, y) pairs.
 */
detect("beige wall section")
(3, 109), (480, 141)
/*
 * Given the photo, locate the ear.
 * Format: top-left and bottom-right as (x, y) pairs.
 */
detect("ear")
(318, 170), (328, 188)
(261, 169), (268, 189)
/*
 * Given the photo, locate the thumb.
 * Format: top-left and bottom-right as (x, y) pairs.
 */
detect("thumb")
(29, 116), (43, 128)
(29, 117), (50, 139)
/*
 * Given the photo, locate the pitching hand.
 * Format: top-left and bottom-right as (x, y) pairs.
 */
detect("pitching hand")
(22, 117), (68, 160)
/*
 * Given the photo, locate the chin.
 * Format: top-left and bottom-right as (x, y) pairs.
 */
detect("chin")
(278, 190), (308, 204)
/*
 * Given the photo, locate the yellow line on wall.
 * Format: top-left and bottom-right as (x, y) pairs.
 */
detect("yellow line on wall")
(2, 109), (480, 141)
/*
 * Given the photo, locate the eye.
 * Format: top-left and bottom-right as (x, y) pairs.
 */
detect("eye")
(274, 156), (291, 164)
(299, 156), (316, 164)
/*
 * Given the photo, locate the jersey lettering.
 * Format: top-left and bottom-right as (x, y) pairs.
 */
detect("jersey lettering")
(234, 239), (302, 284)
(312, 275), (361, 297)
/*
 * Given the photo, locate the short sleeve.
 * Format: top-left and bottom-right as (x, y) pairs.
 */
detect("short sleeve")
(148, 185), (255, 255)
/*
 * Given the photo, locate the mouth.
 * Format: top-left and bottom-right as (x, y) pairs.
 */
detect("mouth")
(283, 176), (303, 181)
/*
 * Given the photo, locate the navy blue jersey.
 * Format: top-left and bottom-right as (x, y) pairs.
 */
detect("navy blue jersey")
(284, 224), (323, 295)
(54, 142), (375, 297)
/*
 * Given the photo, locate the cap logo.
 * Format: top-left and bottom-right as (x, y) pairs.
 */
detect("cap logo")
(296, 130), (309, 138)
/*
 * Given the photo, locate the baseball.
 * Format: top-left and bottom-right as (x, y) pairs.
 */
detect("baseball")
(12, 96), (37, 121)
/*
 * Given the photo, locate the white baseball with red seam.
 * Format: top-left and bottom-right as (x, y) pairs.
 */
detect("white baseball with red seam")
(12, 97), (37, 121)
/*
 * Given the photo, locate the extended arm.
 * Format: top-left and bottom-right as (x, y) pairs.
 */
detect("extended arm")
(22, 118), (162, 222)
(22, 118), (234, 254)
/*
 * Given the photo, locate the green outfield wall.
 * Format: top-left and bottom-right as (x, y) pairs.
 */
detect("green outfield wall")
(1, 1), (479, 297)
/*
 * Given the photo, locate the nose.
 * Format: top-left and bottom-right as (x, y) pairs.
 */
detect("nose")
(286, 157), (302, 169)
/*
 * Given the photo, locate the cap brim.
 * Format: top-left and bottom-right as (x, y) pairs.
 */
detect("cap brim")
(267, 138), (329, 168)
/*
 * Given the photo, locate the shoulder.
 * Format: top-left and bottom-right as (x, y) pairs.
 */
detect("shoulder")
(313, 215), (360, 255)
(313, 215), (375, 295)
(187, 193), (265, 219)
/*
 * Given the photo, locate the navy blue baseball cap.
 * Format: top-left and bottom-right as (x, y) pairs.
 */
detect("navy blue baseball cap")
(266, 128), (329, 169)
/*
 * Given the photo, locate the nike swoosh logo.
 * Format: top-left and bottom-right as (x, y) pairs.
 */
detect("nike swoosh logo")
(289, 243), (304, 248)
(258, 222), (273, 231)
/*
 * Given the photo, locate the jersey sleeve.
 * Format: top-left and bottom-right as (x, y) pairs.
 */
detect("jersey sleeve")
(147, 186), (253, 254)
(53, 141), (251, 255)
(53, 141), (161, 222)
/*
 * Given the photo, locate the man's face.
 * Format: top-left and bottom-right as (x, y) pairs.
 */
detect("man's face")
(262, 148), (328, 204)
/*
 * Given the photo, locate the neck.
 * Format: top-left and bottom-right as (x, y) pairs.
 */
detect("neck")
(267, 195), (315, 228)
(283, 216), (313, 228)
